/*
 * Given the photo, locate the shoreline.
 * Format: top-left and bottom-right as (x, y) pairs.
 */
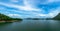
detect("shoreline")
(0, 21), (5, 23)
(0, 20), (22, 23)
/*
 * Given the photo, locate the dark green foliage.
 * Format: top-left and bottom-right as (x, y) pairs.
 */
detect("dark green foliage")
(0, 13), (22, 21)
(53, 13), (60, 20)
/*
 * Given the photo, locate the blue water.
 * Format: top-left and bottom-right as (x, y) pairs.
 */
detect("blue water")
(0, 20), (60, 31)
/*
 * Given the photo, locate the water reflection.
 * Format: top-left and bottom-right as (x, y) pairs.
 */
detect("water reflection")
(0, 20), (60, 31)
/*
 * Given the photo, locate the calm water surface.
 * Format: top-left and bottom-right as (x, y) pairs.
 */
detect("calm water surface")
(0, 20), (60, 31)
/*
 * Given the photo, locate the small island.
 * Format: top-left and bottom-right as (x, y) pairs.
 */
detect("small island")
(0, 13), (22, 23)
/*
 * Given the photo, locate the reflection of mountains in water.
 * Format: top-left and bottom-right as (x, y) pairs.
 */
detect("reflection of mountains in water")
(26, 18), (47, 20)
(26, 18), (39, 20)
(53, 13), (60, 20)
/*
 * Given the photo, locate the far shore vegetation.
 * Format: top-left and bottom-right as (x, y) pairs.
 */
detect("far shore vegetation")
(0, 13), (22, 23)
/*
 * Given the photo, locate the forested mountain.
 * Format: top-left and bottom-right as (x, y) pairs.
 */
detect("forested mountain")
(0, 13), (22, 21)
(53, 13), (60, 20)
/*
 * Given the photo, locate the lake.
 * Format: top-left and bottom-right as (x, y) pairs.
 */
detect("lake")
(0, 20), (60, 31)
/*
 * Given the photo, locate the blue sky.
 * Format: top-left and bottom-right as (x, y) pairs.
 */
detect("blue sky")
(0, 0), (60, 18)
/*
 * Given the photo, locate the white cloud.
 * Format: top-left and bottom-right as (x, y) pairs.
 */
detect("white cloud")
(48, 7), (60, 17)
(8, 14), (20, 16)
(8, 14), (22, 18)
(0, 2), (42, 11)
(36, 7), (60, 18)
(0, 2), (59, 18)
(0, 0), (60, 18)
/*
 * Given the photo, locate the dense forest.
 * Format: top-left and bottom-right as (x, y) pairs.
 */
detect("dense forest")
(0, 13), (22, 21)
(53, 13), (60, 20)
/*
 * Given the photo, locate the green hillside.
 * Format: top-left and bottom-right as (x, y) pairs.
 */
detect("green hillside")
(0, 13), (22, 21)
(53, 13), (60, 20)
